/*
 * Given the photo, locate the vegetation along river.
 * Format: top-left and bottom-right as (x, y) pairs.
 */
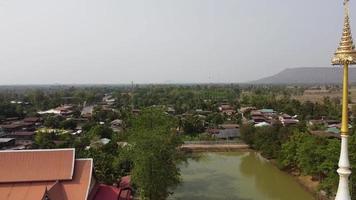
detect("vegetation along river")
(169, 152), (315, 200)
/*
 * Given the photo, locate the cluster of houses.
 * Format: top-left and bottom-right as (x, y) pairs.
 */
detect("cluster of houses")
(242, 107), (347, 139)
(243, 108), (299, 127)
(0, 117), (42, 150)
(186, 103), (241, 140)
(0, 93), (127, 150)
(308, 119), (347, 139)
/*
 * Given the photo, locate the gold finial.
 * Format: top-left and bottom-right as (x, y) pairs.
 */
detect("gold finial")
(332, 0), (356, 65)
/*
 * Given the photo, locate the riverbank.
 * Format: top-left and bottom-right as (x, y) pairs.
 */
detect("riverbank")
(255, 152), (330, 200)
(268, 159), (329, 200)
(181, 143), (324, 200)
(171, 151), (315, 200)
(181, 143), (249, 152)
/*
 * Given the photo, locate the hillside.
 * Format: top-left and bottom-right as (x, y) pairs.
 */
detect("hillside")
(251, 67), (356, 84)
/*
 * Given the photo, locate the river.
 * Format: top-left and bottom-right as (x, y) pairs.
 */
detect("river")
(169, 152), (315, 200)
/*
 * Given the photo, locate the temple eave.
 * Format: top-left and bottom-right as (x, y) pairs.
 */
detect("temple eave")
(332, 51), (356, 65)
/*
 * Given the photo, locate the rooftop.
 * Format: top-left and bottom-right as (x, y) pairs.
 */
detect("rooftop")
(0, 148), (75, 183)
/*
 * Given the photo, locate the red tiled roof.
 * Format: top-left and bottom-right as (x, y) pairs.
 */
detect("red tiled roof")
(90, 184), (121, 200)
(89, 176), (132, 200)
(0, 149), (75, 183)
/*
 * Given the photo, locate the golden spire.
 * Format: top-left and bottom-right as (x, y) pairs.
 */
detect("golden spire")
(332, 0), (356, 65)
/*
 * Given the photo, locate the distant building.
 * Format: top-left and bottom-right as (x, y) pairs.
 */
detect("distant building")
(254, 122), (271, 127)
(38, 105), (74, 116)
(310, 131), (340, 139)
(215, 128), (240, 139)
(218, 104), (236, 116)
(212, 123), (241, 139)
(239, 107), (256, 114)
(219, 124), (239, 129)
(81, 105), (94, 118)
(259, 109), (276, 117)
(0, 120), (37, 133)
(252, 116), (267, 124)
(111, 119), (124, 133)
(103, 94), (116, 105)
(279, 114), (299, 126)
(0, 138), (16, 149)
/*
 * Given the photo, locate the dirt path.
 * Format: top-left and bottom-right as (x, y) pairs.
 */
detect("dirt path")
(181, 143), (249, 152)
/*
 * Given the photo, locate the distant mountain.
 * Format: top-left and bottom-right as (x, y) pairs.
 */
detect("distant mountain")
(250, 67), (356, 84)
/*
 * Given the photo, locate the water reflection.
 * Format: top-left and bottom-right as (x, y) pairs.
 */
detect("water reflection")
(169, 152), (314, 200)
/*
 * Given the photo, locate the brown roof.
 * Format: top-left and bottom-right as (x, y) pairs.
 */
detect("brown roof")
(0, 181), (53, 200)
(1, 124), (25, 129)
(10, 131), (36, 136)
(0, 149), (75, 183)
(250, 111), (262, 116)
(0, 122), (34, 129)
(23, 117), (41, 123)
(61, 159), (93, 200)
(0, 158), (93, 200)
(310, 131), (341, 139)
(219, 124), (240, 129)
(252, 116), (266, 120)
(47, 181), (66, 200)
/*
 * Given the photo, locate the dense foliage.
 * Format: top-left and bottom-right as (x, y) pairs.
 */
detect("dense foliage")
(126, 109), (185, 200)
(241, 124), (356, 198)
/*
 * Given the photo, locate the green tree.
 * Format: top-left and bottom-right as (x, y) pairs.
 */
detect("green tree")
(33, 130), (56, 149)
(44, 116), (62, 128)
(59, 119), (77, 130)
(128, 108), (184, 200)
(87, 125), (115, 139)
(182, 115), (205, 135)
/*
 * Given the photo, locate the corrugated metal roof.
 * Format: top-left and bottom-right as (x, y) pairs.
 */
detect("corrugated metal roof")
(0, 138), (15, 143)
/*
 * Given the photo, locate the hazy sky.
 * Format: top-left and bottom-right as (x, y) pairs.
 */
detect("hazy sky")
(0, 0), (353, 84)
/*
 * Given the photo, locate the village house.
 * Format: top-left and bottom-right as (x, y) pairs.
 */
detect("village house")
(0, 138), (16, 149)
(308, 119), (340, 127)
(278, 114), (299, 126)
(81, 105), (94, 119)
(259, 109), (276, 118)
(111, 119), (124, 133)
(0, 117), (42, 149)
(218, 104), (236, 116)
(0, 117), (41, 134)
(102, 94), (116, 106)
(250, 110), (267, 124)
(310, 130), (341, 139)
(2, 131), (35, 148)
(0, 149), (133, 200)
(207, 123), (241, 140)
(38, 105), (74, 116)
(167, 106), (176, 114)
(239, 106), (256, 114)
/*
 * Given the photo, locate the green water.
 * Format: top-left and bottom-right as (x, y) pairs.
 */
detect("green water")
(170, 152), (315, 200)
